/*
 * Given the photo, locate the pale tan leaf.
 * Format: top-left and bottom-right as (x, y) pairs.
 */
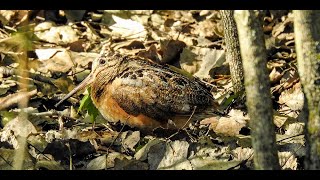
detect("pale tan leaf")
(192, 20), (222, 38)
(279, 83), (304, 111)
(273, 112), (296, 128)
(269, 68), (282, 83)
(272, 16), (294, 37)
(192, 159), (241, 170)
(194, 48), (225, 79)
(210, 109), (248, 136)
(0, 10), (15, 25)
(86, 155), (107, 170)
(120, 131), (140, 152)
(71, 51), (99, 67)
(134, 138), (162, 161)
(106, 152), (132, 169)
(110, 15), (147, 40)
(285, 122), (304, 136)
(36, 49), (73, 73)
(279, 151), (297, 170)
(148, 140), (190, 170)
(180, 47), (225, 78)
(232, 147), (254, 162)
(3, 115), (37, 139)
(35, 22), (79, 45)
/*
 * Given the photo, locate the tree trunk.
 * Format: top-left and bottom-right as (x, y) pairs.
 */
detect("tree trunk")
(220, 10), (244, 94)
(294, 10), (320, 170)
(234, 10), (280, 170)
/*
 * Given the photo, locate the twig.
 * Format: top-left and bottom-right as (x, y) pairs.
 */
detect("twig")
(27, 143), (52, 161)
(0, 154), (13, 168)
(105, 123), (126, 169)
(280, 144), (303, 169)
(277, 133), (304, 143)
(227, 151), (254, 170)
(106, 122), (127, 153)
(167, 106), (197, 140)
(0, 89), (37, 110)
(0, 66), (55, 85)
(65, 142), (73, 170)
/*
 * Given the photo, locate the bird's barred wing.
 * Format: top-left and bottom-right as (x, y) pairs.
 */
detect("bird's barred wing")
(110, 67), (215, 122)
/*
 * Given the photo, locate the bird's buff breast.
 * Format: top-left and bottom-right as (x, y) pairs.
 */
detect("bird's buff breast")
(91, 87), (162, 129)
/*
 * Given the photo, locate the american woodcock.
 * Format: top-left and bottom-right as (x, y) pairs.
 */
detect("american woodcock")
(56, 50), (219, 130)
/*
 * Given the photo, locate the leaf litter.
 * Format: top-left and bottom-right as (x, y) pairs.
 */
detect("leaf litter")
(0, 10), (306, 170)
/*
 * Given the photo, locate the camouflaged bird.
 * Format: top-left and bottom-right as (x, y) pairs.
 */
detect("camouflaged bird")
(56, 50), (219, 130)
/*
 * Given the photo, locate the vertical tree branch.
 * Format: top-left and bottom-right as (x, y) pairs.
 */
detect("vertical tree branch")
(294, 10), (320, 170)
(220, 10), (244, 94)
(234, 10), (280, 170)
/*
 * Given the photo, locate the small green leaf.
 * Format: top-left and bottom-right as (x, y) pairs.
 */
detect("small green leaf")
(78, 93), (90, 113)
(78, 87), (99, 123)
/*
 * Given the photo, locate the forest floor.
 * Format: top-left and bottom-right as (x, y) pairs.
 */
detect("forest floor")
(0, 10), (303, 170)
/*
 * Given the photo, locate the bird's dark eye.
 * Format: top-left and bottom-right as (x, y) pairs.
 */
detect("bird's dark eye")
(99, 59), (106, 65)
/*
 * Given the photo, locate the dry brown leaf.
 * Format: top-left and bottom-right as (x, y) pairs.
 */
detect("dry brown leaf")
(150, 14), (165, 27)
(86, 155), (107, 170)
(231, 147), (254, 168)
(285, 123), (304, 136)
(135, 138), (161, 161)
(3, 115), (37, 139)
(131, 15), (150, 26)
(279, 83), (304, 111)
(36, 49), (74, 73)
(272, 16), (293, 37)
(106, 152), (132, 169)
(159, 39), (186, 63)
(137, 44), (161, 63)
(280, 69), (300, 90)
(232, 147), (254, 162)
(119, 131), (140, 152)
(192, 20), (222, 39)
(71, 51), (99, 68)
(180, 47), (225, 79)
(188, 143), (234, 170)
(0, 148), (34, 170)
(179, 48), (199, 74)
(52, 75), (76, 94)
(35, 22), (79, 45)
(267, 59), (287, 69)
(279, 152), (297, 170)
(269, 67), (283, 83)
(110, 15), (147, 41)
(68, 39), (86, 52)
(209, 109), (248, 136)
(0, 10), (16, 25)
(147, 140), (190, 170)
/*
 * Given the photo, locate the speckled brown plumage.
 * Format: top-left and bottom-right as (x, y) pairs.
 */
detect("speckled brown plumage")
(57, 50), (219, 130)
